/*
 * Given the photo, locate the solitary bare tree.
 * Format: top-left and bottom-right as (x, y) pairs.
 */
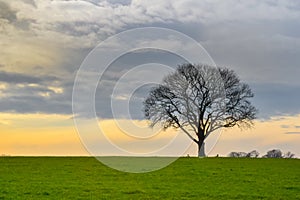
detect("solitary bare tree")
(144, 64), (257, 157)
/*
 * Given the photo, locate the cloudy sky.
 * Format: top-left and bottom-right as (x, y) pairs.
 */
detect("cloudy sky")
(0, 0), (300, 157)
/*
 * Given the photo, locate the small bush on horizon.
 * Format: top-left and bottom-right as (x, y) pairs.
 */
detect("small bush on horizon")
(228, 149), (296, 158)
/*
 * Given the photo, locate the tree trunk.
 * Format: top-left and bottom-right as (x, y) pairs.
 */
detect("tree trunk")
(197, 128), (206, 157)
(198, 140), (206, 157)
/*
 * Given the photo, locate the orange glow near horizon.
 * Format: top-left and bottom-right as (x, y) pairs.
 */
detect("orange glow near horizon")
(0, 113), (87, 156)
(0, 113), (299, 157)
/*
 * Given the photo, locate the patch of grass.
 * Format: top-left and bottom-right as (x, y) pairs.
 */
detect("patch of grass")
(0, 157), (299, 199)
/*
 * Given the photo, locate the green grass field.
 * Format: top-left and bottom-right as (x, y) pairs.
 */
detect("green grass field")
(0, 157), (299, 199)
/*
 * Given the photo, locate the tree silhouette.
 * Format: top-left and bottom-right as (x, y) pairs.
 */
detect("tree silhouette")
(144, 64), (257, 157)
(229, 150), (259, 158)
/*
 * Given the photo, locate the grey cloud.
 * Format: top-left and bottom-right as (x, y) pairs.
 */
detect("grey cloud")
(202, 21), (300, 85)
(93, 50), (187, 119)
(71, 49), (188, 119)
(0, 1), (33, 31)
(1, 0), (300, 120)
(0, 1), (17, 22)
(54, 21), (102, 37)
(0, 71), (41, 84)
(21, 0), (37, 8)
(0, 70), (74, 115)
(0, 71), (58, 84)
(27, 0), (300, 63)
(14, 18), (36, 31)
(196, 20), (300, 119)
(0, 95), (71, 114)
(80, 0), (131, 7)
(3, 0), (300, 50)
(251, 83), (300, 119)
(285, 132), (300, 134)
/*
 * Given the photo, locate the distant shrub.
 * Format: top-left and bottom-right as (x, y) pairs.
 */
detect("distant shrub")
(228, 149), (296, 158)
(283, 151), (295, 158)
(228, 152), (247, 158)
(246, 150), (260, 158)
(263, 149), (282, 158)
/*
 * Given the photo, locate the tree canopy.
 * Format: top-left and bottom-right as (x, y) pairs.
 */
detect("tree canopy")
(144, 64), (257, 156)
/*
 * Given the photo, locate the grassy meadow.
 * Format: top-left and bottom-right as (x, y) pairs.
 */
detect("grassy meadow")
(0, 157), (299, 199)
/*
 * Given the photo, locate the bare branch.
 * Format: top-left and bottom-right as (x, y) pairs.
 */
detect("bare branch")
(143, 63), (257, 156)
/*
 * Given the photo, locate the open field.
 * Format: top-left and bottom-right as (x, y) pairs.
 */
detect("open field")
(0, 157), (299, 199)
